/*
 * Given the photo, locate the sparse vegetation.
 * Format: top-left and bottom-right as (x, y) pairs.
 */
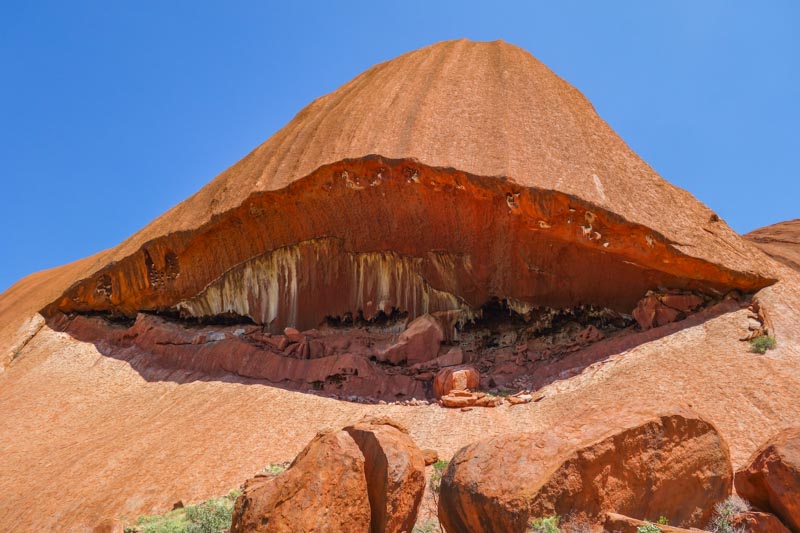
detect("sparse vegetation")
(657, 516), (669, 526)
(750, 335), (777, 354)
(528, 515), (561, 533)
(428, 459), (449, 496)
(413, 520), (442, 533)
(124, 489), (241, 533)
(636, 522), (661, 533)
(707, 495), (750, 533)
(261, 462), (288, 476)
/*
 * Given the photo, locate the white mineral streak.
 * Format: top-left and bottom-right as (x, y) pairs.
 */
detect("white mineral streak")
(176, 239), (470, 328)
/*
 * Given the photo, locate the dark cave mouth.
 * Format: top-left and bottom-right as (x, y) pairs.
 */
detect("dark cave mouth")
(47, 286), (744, 402)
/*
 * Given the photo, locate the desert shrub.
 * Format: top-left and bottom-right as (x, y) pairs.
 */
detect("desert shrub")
(528, 515), (561, 533)
(429, 459), (449, 495)
(636, 522), (661, 533)
(750, 335), (777, 354)
(657, 516), (669, 525)
(412, 519), (442, 533)
(262, 462), (288, 476)
(708, 495), (750, 533)
(129, 489), (240, 533)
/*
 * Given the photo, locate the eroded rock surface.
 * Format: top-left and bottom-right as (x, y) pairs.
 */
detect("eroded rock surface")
(230, 429), (371, 533)
(439, 411), (731, 533)
(231, 418), (424, 533)
(735, 427), (800, 532)
(746, 219), (800, 273)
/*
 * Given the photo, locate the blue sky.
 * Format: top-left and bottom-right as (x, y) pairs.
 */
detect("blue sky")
(1, 1), (798, 291)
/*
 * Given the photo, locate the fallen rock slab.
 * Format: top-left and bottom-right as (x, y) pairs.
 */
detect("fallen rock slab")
(439, 411), (731, 533)
(735, 427), (800, 532)
(604, 512), (697, 533)
(344, 418), (426, 533)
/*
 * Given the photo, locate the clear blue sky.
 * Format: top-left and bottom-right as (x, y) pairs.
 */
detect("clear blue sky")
(2, 1), (798, 292)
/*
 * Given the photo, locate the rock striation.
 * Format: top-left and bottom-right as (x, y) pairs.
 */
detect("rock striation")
(746, 219), (800, 273)
(438, 411), (731, 533)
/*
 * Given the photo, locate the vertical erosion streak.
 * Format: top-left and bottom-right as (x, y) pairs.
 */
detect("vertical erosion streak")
(176, 239), (468, 330)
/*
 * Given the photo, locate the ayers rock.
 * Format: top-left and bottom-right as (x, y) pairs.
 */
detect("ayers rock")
(1, 39), (799, 531)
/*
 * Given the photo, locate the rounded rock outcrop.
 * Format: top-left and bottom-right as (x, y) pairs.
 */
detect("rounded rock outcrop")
(439, 411), (732, 533)
(735, 427), (800, 532)
(231, 417), (425, 533)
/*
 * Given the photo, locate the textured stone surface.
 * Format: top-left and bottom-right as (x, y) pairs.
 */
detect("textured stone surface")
(731, 511), (791, 533)
(603, 513), (695, 533)
(344, 418), (426, 533)
(434, 366), (480, 399)
(746, 219), (800, 273)
(0, 39), (799, 532)
(735, 427), (800, 532)
(230, 429), (371, 533)
(231, 418), (424, 533)
(439, 411), (731, 533)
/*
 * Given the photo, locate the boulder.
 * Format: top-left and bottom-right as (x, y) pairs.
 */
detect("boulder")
(433, 365), (480, 398)
(731, 511), (791, 533)
(439, 412), (731, 533)
(422, 448), (440, 466)
(632, 290), (703, 330)
(379, 314), (444, 365)
(344, 418), (426, 533)
(231, 418), (425, 533)
(230, 429), (371, 532)
(603, 513), (696, 533)
(735, 427), (800, 532)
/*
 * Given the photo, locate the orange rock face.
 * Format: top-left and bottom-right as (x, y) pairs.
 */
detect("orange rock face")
(735, 427), (800, 532)
(731, 511), (791, 533)
(438, 412), (731, 533)
(2, 40), (799, 532)
(343, 418), (426, 533)
(746, 219), (800, 273)
(231, 418), (424, 533)
(230, 428), (371, 532)
(433, 366), (480, 398)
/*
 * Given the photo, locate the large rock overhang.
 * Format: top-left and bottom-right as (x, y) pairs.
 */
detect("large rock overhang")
(42, 156), (775, 331)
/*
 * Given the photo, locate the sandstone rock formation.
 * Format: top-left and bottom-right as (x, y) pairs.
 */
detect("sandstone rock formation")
(439, 411), (731, 532)
(230, 429), (371, 532)
(433, 366), (480, 398)
(746, 219), (800, 273)
(731, 511), (791, 533)
(1, 40), (799, 532)
(231, 418), (424, 533)
(735, 427), (800, 532)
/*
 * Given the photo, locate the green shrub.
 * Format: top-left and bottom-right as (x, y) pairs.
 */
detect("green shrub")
(636, 522), (661, 533)
(750, 335), (777, 354)
(657, 516), (669, 526)
(429, 460), (449, 495)
(412, 520), (442, 533)
(708, 495), (750, 533)
(528, 515), (561, 533)
(128, 489), (240, 533)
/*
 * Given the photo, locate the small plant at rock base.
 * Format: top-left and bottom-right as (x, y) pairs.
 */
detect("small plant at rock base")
(657, 516), (669, 526)
(262, 462), (288, 476)
(413, 519), (442, 533)
(708, 495), (751, 533)
(528, 515), (561, 533)
(750, 335), (777, 354)
(428, 459), (449, 495)
(636, 522), (661, 533)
